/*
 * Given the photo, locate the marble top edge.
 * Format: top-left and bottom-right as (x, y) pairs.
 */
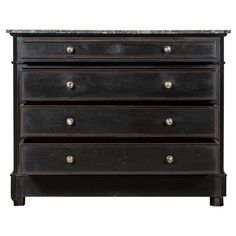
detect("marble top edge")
(6, 29), (231, 35)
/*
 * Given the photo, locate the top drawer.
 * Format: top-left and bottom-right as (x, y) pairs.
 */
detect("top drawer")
(18, 37), (220, 62)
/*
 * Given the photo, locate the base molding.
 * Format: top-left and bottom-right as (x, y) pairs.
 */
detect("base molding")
(11, 174), (226, 206)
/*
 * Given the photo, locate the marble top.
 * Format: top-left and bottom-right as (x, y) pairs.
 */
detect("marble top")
(6, 29), (230, 35)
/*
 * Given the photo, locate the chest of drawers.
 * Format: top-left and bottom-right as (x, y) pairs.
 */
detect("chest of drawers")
(7, 30), (230, 206)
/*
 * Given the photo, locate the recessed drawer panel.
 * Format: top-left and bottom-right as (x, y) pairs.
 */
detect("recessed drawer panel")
(20, 106), (217, 138)
(21, 67), (218, 101)
(19, 37), (219, 62)
(20, 143), (219, 175)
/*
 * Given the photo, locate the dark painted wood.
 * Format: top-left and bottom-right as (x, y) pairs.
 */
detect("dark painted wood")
(14, 174), (226, 197)
(20, 105), (218, 138)
(20, 143), (219, 175)
(11, 174), (25, 206)
(210, 197), (224, 206)
(21, 67), (218, 102)
(8, 30), (229, 206)
(18, 37), (220, 62)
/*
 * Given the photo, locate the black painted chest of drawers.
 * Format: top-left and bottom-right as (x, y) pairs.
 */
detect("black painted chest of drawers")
(7, 30), (230, 206)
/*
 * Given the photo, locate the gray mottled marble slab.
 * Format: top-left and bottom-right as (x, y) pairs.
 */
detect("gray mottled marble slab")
(6, 29), (230, 35)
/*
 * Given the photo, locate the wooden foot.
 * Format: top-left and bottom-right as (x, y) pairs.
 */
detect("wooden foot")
(13, 197), (25, 206)
(210, 197), (223, 206)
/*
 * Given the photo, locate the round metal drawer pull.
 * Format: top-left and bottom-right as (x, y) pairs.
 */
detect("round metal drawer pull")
(166, 155), (174, 164)
(66, 81), (75, 89)
(66, 155), (74, 164)
(166, 118), (173, 126)
(164, 81), (172, 89)
(164, 45), (172, 54)
(66, 117), (74, 126)
(66, 46), (75, 54)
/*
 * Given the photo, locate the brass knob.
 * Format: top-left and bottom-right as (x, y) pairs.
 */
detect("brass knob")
(66, 155), (74, 164)
(166, 118), (173, 126)
(66, 81), (75, 89)
(66, 117), (74, 126)
(166, 155), (174, 164)
(66, 46), (75, 54)
(164, 45), (172, 54)
(164, 81), (172, 89)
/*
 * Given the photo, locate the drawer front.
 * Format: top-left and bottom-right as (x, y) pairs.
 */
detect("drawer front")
(20, 143), (219, 174)
(21, 106), (217, 138)
(21, 67), (218, 101)
(19, 37), (219, 62)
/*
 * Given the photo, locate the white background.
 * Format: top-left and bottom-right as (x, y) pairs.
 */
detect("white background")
(0, 0), (235, 235)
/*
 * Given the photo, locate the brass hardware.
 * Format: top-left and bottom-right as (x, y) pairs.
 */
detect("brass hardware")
(166, 155), (174, 164)
(66, 46), (75, 54)
(66, 155), (74, 164)
(164, 81), (172, 89)
(66, 117), (74, 126)
(164, 45), (172, 54)
(166, 118), (173, 126)
(66, 81), (75, 89)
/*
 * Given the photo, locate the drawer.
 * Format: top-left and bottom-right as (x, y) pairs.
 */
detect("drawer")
(20, 106), (218, 138)
(21, 67), (218, 102)
(19, 37), (220, 62)
(20, 143), (219, 175)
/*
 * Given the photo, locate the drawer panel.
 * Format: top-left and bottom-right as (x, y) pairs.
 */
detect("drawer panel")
(20, 143), (219, 175)
(21, 67), (218, 101)
(19, 37), (219, 62)
(21, 106), (217, 138)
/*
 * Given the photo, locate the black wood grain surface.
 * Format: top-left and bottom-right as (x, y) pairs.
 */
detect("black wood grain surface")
(18, 36), (220, 62)
(20, 143), (219, 175)
(8, 31), (229, 206)
(21, 67), (218, 102)
(20, 105), (218, 138)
